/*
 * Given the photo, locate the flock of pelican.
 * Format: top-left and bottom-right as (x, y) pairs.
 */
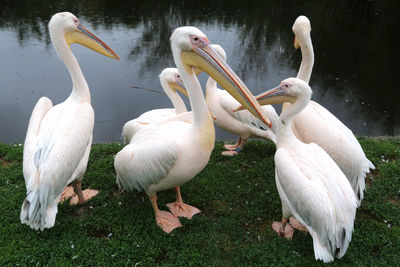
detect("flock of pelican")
(18, 12), (374, 263)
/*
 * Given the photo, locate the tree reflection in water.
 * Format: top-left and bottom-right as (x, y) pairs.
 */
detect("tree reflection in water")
(0, 0), (399, 141)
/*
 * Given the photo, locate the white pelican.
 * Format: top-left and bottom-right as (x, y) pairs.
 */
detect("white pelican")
(121, 68), (189, 143)
(114, 26), (270, 233)
(258, 77), (357, 263)
(205, 45), (278, 156)
(288, 15), (374, 203)
(239, 16), (374, 203)
(20, 12), (119, 230)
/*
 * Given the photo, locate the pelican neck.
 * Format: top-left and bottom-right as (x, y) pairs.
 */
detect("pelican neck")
(174, 54), (211, 128)
(50, 29), (91, 103)
(161, 79), (187, 114)
(277, 95), (309, 146)
(296, 31), (314, 84)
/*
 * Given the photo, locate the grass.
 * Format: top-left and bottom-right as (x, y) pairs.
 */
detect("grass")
(0, 138), (399, 266)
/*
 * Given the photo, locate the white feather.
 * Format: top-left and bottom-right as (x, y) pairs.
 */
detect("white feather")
(21, 101), (94, 230)
(292, 101), (375, 202)
(271, 78), (357, 263)
(115, 124), (180, 192)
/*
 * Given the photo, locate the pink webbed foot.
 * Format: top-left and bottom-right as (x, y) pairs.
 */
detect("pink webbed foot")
(60, 186), (76, 203)
(222, 147), (242, 156)
(272, 221), (294, 239)
(156, 210), (182, 233)
(166, 202), (201, 219)
(70, 188), (99, 205)
(289, 217), (308, 232)
(221, 150), (240, 156)
(224, 144), (237, 151)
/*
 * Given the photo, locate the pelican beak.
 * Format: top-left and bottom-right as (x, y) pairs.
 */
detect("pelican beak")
(193, 67), (203, 76)
(233, 85), (296, 112)
(255, 85), (295, 105)
(171, 81), (189, 97)
(294, 36), (300, 49)
(181, 37), (271, 126)
(65, 24), (120, 60)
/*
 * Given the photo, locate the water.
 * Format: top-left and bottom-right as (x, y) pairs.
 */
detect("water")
(1, 0), (399, 143)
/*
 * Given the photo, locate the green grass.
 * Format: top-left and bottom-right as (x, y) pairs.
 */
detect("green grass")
(0, 138), (399, 266)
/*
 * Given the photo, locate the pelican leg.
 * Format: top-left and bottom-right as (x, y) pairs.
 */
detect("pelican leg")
(238, 138), (247, 150)
(289, 217), (308, 232)
(150, 195), (182, 233)
(222, 138), (246, 156)
(272, 217), (294, 239)
(69, 181), (99, 205)
(166, 186), (201, 219)
(224, 136), (242, 151)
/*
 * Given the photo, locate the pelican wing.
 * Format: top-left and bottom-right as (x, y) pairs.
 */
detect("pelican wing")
(115, 125), (181, 192)
(136, 108), (177, 122)
(26, 103), (94, 196)
(21, 102), (94, 230)
(23, 97), (53, 184)
(275, 147), (335, 238)
(219, 90), (268, 129)
(298, 101), (357, 143)
(122, 110), (192, 144)
(219, 89), (278, 137)
(155, 111), (193, 125)
(275, 143), (357, 260)
(293, 101), (374, 201)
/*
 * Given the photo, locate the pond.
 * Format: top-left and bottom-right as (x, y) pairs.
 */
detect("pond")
(1, 0), (399, 143)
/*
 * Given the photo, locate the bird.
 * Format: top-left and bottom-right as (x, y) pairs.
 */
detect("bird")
(240, 16), (374, 203)
(114, 26), (270, 233)
(205, 44), (278, 156)
(20, 12), (119, 230)
(258, 77), (357, 263)
(288, 15), (374, 203)
(121, 68), (189, 144)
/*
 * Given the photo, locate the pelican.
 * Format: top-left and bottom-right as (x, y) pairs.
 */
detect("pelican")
(121, 68), (189, 143)
(258, 78), (357, 263)
(205, 45), (278, 156)
(239, 16), (374, 203)
(287, 15), (374, 203)
(114, 26), (270, 233)
(20, 12), (119, 230)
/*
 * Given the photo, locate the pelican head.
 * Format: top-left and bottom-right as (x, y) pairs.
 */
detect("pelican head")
(293, 16), (311, 49)
(256, 77), (312, 106)
(49, 12), (119, 60)
(159, 68), (188, 97)
(170, 26), (270, 126)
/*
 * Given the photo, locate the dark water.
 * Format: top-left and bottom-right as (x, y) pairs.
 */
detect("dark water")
(1, 0), (399, 143)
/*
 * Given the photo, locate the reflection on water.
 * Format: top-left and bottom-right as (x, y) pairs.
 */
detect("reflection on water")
(1, 0), (399, 143)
